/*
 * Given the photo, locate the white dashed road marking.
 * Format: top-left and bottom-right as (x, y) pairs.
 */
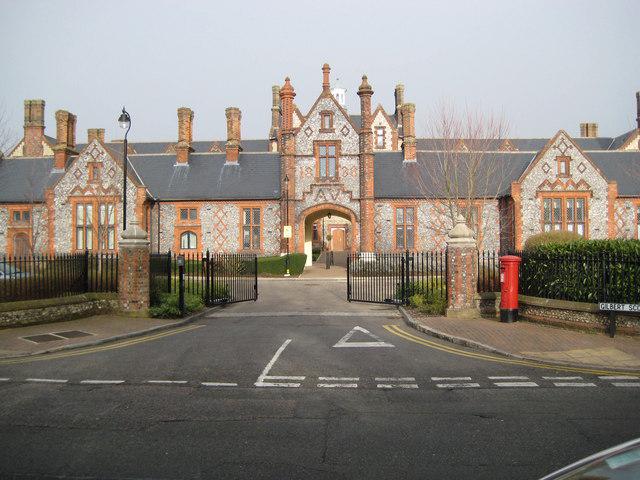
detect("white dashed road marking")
(612, 382), (640, 387)
(318, 383), (358, 388)
(377, 383), (419, 389)
(26, 378), (68, 383)
(553, 382), (596, 387)
(488, 376), (530, 380)
(80, 380), (125, 385)
(201, 382), (238, 387)
(147, 380), (188, 385)
(0, 378), (10, 381)
(318, 377), (359, 382)
(431, 377), (472, 381)
(494, 382), (539, 388)
(599, 376), (639, 380)
(436, 383), (480, 388)
(543, 376), (583, 380)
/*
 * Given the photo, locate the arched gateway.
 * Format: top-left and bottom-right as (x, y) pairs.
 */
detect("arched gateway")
(297, 203), (358, 266)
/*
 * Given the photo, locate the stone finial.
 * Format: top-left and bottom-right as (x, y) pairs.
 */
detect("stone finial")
(446, 214), (476, 245)
(120, 219), (149, 245)
(357, 75), (373, 96)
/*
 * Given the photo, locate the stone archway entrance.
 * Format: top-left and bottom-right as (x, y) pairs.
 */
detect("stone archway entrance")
(297, 203), (358, 267)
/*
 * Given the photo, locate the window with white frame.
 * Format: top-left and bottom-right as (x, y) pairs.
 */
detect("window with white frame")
(180, 231), (197, 250)
(75, 203), (93, 250)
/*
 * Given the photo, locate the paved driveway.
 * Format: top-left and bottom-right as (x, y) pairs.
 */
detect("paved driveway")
(0, 279), (638, 479)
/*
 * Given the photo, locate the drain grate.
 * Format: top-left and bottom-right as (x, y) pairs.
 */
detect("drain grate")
(53, 330), (92, 339)
(22, 333), (65, 344)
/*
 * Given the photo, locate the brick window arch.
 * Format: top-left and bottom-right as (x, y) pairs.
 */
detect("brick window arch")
(180, 231), (197, 250)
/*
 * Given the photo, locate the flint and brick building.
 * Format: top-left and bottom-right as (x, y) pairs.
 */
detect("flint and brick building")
(1, 64), (639, 264)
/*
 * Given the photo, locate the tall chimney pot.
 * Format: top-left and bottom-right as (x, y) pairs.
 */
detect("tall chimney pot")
(322, 63), (331, 93)
(53, 109), (77, 170)
(176, 107), (194, 164)
(225, 107), (242, 163)
(22, 99), (46, 157)
(402, 103), (416, 161)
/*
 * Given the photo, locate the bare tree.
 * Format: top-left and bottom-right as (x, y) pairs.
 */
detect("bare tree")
(0, 103), (17, 160)
(415, 102), (514, 250)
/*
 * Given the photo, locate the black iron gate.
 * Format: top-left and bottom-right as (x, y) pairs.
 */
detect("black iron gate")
(347, 251), (447, 305)
(150, 251), (257, 307)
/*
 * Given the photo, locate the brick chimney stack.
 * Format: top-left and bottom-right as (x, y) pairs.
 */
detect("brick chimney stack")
(358, 74), (375, 252)
(225, 107), (242, 163)
(322, 63), (331, 93)
(401, 103), (416, 161)
(636, 91), (640, 149)
(53, 110), (78, 170)
(280, 77), (296, 136)
(23, 99), (46, 157)
(269, 85), (280, 146)
(176, 107), (194, 165)
(87, 128), (105, 144)
(580, 122), (598, 138)
(394, 84), (405, 132)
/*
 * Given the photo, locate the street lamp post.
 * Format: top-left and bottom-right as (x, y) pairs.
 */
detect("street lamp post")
(118, 107), (131, 230)
(284, 174), (290, 277)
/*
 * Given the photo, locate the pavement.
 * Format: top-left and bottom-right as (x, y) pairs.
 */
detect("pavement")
(0, 314), (179, 358)
(298, 262), (347, 279)
(402, 309), (640, 372)
(0, 280), (639, 479)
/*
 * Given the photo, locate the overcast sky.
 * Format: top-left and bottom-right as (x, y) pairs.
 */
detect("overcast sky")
(1, 0), (638, 146)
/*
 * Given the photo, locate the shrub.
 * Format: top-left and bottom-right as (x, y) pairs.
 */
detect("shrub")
(149, 292), (204, 318)
(408, 292), (447, 316)
(257, 254), (307, 276)
(524, 231), (582, 250)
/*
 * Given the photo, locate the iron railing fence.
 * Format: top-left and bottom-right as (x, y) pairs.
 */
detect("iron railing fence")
(519, 250), (640, 304)
(477, 250), (501, 293)
(149, 251), (258, 307)
(477, 249), (640, 304)
(0, 251), (118, 303)
(347, 251), (447, 305)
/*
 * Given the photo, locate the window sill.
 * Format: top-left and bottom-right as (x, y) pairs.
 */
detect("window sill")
(319, 128), (335, 134)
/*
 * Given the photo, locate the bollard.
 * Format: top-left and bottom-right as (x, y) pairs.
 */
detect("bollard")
(177, 254), (185, 317)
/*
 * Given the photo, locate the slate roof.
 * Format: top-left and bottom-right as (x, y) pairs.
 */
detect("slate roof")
(608, 129), (637, 150)
(128, 153), (281, 200)
(74, 139), (271, 155)
(589, 151), (640, 196)
(416, 137), (626, 152)
(374, 151), (533, 198)
(0, 157), (64, 203)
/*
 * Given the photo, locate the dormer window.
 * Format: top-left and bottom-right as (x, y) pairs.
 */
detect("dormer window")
(320, 111), (334, 132)
(557, 156), (570, 177)
(375, 127), (385, 149)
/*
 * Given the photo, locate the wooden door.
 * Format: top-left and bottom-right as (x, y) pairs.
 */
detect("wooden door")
(331, 228), (345, 251)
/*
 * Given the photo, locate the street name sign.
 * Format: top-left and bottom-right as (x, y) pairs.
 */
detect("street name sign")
(599, 303), (640, 313)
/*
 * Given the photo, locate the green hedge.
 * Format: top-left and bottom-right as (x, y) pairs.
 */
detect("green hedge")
(257, 254), (307, 276)
(401, 279), (446, 315)
(524, 231), (583, 250)
(520, 239), (640, 303)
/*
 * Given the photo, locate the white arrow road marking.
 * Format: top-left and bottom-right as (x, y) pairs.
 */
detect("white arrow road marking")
(255, 339), (305, 388)
(333, 326), (395, 348)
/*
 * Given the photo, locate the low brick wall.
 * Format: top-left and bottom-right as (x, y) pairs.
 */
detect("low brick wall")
(477, 292), (639, 335)
(0, 293), (119, 329)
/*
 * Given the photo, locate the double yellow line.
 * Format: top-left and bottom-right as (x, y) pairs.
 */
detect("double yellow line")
(0, 324), (204, 365)
(384, 324), (640, 377)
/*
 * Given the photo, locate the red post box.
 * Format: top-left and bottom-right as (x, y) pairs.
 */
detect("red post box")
(499, 255), (521, 323)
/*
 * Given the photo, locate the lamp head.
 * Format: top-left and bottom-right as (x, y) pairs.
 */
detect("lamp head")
(118, 107), (131, 130)
(327, 212), (332, 219)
